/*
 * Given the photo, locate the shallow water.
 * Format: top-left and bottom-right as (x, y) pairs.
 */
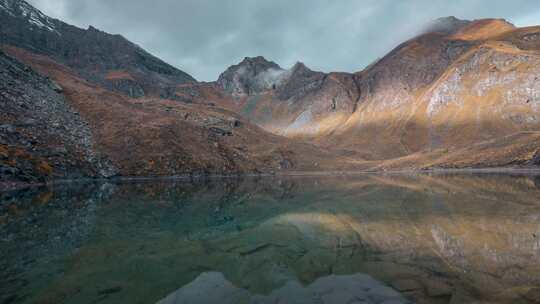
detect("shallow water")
(1, 173), (540, 304)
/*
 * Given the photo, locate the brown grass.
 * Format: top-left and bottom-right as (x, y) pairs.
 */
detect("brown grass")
(105, 70), (135, 81)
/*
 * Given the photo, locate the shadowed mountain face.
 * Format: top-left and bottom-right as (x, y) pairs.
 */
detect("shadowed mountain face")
(216, 56), (286, 96)
(0, 0), (195, 98)
(210, 58), (356, 137)
(1, 173), (540, 304)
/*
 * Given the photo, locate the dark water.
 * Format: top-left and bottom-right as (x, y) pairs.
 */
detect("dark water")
(1, 174), (540, 304)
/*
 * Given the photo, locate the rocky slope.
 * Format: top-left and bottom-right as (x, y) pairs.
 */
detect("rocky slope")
(0, 49), (115, 186)
(326, 17), (536, 159)
(0, 0), (195, 98)
(216, 56), (287, 96)
(193, 57), (359, 137)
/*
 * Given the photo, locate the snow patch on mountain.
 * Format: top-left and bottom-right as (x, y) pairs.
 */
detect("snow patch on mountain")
(0, 0), (59, 34)
(0, 0), (15, 15)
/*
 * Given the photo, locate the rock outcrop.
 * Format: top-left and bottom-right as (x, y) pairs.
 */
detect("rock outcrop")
(210, 58), (359, 137)
(275, 62), (326, 101)
(216, 56), (287, 96)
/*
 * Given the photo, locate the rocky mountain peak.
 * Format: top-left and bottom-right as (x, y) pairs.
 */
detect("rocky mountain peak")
(227, 56), (284, 78)
(239, 56), (281, 69)
(423, 16), (471, 35)
(422, 16), (516, 40)
(0, 0), (196, 98)
(217, 56), (287, 96)
(0, 0), (25, 13)
(449, 18), (515, 40)
(0, 0), (58, 33)
(87, 25), (101, 32)
(275, 62), (326, 101)
(290, 62), (315, 75)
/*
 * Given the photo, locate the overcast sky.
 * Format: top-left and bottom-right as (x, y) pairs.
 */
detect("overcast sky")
(27, 0), (540, 81)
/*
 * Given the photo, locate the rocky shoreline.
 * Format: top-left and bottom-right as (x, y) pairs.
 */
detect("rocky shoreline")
(2, 166), (539, 192)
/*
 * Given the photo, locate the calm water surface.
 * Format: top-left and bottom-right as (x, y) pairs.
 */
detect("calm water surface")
(1, 174), (540, 304)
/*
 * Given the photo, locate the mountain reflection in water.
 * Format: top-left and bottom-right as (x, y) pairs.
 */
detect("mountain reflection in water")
(1, 173), (540, 304)
(157, 272), (407, 304)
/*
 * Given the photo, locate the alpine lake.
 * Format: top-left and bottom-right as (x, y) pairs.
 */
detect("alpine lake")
(2, 173), (540, 304)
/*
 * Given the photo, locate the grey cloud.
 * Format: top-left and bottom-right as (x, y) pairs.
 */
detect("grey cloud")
(27, 0), (540, 81)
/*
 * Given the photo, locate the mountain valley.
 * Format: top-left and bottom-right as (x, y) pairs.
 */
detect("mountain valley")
(1, 0), (540, 188)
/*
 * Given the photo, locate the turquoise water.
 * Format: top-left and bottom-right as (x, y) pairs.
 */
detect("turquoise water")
(1, 174), (540, 303)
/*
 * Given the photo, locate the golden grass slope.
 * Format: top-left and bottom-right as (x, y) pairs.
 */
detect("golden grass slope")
(313, 21), (540, 166)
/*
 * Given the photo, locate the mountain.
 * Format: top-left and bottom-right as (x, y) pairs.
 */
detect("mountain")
(198, 58), (358, 136)
(0, 44), (346, 186)
(203, 17), (540, 167)
(422, 16), (472, 35)
(323, 17), (539, 160)
(1, 1), (539, 188)
(216, 56), (287, 96)
(0, 0), (195, 98)
(0, 0), (354, 187)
